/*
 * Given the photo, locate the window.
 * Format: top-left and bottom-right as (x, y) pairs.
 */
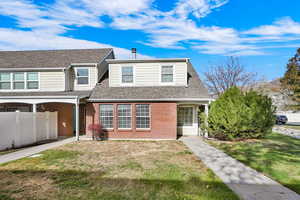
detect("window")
(136, 104), (150, 129)
(177, 107), (193, 126)
(121, 66), (133, 83)
(0, 73), (11, 89)
(27, 72), (39, 89)
(99, 104), (114, 129)
(161, 66), (173, 83)
(13, 72), (25, 89)
(76, 68), (89, 85)
(118, 104), (131, 129)
(0, 72), (39, 90)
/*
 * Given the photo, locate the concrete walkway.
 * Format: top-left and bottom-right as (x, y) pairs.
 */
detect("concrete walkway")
(180, 136), (300, 200)
(0, 137), (76, 164)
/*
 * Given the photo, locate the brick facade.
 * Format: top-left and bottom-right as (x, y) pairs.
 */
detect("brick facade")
(85, 102), (177, 139)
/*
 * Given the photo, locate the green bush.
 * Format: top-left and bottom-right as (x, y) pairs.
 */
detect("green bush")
(206, 87), (276, 140)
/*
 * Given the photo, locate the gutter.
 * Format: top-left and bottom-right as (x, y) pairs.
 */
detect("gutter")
(0, 95), (88, 99)
(0, 67), (66, 71)
(87, 98), (213, 102)
(106, 58), (189, 64)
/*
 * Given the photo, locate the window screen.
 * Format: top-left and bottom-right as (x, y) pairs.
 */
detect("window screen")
(77, 69), (89, 84)
(161, 66), (173, 82)
(122, 66), (133, 83)
(27, 72), (39, 89)
(13, 72), (25, 89)
(0, 73), (11, 89)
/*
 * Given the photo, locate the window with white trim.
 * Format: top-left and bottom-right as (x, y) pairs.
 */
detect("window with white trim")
(99, 104), (114, 129)
(121, 66), (133, 83)
(177, 107), (193, 126)
(76, 68), (89, 85)
(0, 73), (11, 89)
(0, 72), (39, 90)
(136, 104), (150, 129)
(27, 72), (39, 89)
(161, 66), (173, 83)
(118, 104), (131, 129)
(13, 72), (25, 89)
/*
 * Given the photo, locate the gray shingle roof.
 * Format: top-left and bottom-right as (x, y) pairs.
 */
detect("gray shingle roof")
(0, 91), (91, 97)
(89, 62), (209, 101)
(0, 48), (113, 69)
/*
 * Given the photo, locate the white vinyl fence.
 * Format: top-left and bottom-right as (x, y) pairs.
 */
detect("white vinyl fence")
(0, 112), (57, 151)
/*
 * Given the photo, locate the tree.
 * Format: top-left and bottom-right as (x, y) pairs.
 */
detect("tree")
(204, 57), (258, 96)
(206, 87), (275, 141)
(281, 48), (300, 110)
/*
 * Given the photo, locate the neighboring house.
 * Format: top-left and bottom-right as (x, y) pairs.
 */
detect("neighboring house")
(0, 48), (211, 140)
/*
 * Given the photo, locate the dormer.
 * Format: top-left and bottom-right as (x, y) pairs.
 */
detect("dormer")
(107, 58), (188, 87)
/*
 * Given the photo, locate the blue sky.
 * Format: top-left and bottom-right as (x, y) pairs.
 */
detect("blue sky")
(1, 0), (300, 80)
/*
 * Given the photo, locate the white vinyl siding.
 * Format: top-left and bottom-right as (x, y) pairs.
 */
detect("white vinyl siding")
(39, 71), (65, 91)
(109, 62), (187, 87)
(73, 66), (97, 91)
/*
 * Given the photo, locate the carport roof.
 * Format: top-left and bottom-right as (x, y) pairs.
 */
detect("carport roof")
(0, 91), (91, 98)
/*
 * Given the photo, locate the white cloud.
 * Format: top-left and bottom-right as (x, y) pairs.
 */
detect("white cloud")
(0, 0), (300, 57)
(173, 0), (228, 18)
(244, 17), (300, 36)
(0, 28), (151, 59)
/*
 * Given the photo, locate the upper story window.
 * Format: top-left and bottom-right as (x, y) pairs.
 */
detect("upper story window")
(76, 68), (89, 85)
(13, 72), (25, 89)
(27, 72), (39, 89)
(161, 66), (174, 83)
(0, 72), (39, 90)
(0, 73), (11, 90)
(121, 66), (133, 83)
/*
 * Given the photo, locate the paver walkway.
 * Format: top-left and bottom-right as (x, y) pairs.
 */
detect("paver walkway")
(180, 136), (300, 200)
(0, 137), (76, 164)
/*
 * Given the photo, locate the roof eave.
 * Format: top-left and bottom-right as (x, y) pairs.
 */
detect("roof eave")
(106, 58), (189, 64)
(87, 98), (212, 102)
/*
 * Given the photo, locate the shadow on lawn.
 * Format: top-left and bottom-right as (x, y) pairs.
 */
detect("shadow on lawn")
(213, 133), (300, 193)
(0, 169), (239, 200)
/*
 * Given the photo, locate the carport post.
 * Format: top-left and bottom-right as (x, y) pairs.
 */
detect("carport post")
(204, 104), (209, 138)
(75, 99), (80, 141)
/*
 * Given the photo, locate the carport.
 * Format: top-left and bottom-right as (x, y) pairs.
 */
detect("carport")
(0, 91), (90, 140)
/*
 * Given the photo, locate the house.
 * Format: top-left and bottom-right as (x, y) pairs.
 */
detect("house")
(0, 48), (211, 140)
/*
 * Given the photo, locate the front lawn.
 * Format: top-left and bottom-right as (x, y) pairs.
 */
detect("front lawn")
(0, 140), (238, 200)
(207, 132), (300, 194)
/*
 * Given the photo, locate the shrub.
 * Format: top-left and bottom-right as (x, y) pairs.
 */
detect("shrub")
(207, 87), (276, 140)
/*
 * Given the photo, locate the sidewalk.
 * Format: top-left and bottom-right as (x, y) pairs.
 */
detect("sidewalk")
(180, 136), (300, 200)
(0, 137), (76, 164)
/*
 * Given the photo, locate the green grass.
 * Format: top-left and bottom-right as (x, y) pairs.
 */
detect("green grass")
(0, 141), (239, 200)
(207, 132), (300, 194)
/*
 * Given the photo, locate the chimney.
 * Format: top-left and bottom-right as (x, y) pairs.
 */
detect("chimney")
(131, 48), (137, 59)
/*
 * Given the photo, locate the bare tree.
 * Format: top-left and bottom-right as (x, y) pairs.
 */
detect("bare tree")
(204, 57), (258, 96)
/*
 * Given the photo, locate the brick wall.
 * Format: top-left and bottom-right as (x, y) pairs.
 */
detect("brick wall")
(85, 102), (177, 139)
